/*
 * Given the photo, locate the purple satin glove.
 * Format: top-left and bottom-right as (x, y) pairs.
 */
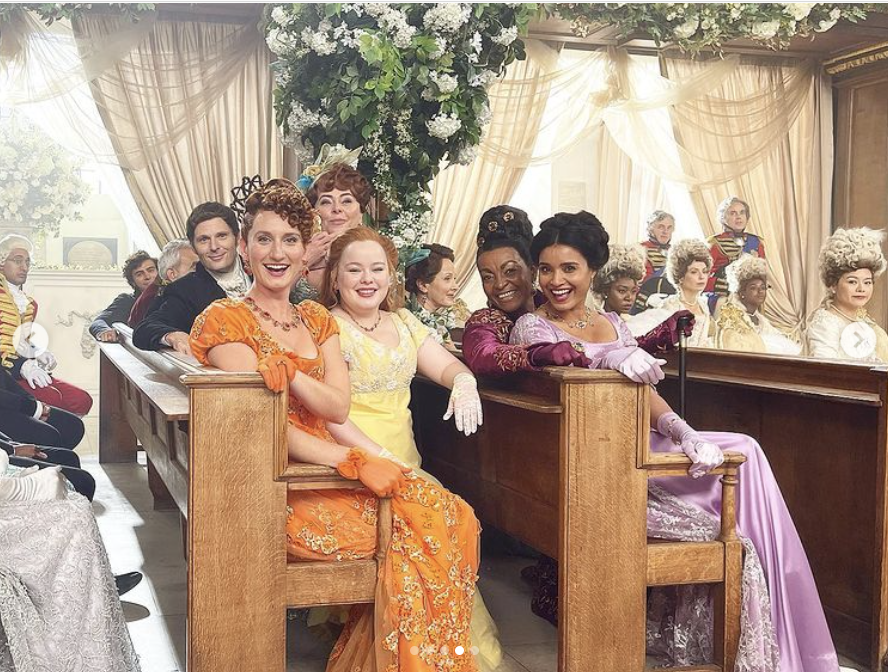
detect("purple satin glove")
(637, 310), (696, 355)
(527, 341), (593, 368)
(656, 411), (725, 478)
(601, 347), (665, 385)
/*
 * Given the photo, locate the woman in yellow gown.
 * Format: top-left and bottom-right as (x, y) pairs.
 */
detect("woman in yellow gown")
(189, 181), (482, 672)
(319, 227), (503, 672)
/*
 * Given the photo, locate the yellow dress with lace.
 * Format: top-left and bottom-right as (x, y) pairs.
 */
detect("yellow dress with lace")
(190, 299), (481, 672)
(337, 308), (503, 672)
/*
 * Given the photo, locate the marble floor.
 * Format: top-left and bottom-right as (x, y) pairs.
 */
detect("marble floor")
(85, 455), (865, 672)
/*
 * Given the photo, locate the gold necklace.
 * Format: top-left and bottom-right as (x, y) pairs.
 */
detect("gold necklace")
(543, 305), (594, 329)
(244, 296), (300, 331)
(343, 307), (383, 333)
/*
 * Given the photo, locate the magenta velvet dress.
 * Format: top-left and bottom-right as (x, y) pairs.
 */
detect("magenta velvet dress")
(504, 310), (839, 672)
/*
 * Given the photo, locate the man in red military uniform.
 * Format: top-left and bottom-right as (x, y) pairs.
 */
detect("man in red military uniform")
(0, 234), (92, 416)
(633, 210), (676, 313)
(706, 196), (765, 297)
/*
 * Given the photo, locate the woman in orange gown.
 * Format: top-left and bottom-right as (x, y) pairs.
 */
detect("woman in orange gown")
(189, 181), (481, 672)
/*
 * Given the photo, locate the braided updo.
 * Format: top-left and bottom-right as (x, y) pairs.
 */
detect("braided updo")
(476, 206), (534, 266)
(243, 179), (317, 244)
(530, 211), (609, 270)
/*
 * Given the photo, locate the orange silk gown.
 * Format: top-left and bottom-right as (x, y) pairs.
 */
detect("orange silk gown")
(190, 299), (481, 672)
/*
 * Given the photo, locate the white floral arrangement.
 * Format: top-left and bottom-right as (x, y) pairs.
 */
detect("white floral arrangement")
(553, 3), (869, 52)
(265, 2), (538, 254)
(0, 117), (89, 237)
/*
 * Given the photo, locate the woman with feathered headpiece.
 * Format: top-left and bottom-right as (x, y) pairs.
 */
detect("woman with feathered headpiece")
(714, 255), (800, 355)
(805, 227), (888, 362)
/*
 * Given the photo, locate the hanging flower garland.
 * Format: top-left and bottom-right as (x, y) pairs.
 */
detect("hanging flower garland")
(266, 2), (538, 252)
(552, 3), (870, 54)
(0, 116), (89, 237)
(267, 2), (871, 255)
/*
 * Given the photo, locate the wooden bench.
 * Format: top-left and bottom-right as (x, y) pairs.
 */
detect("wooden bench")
(656, 349), (888, 671)
(99, 326), (393, 672)
(412, 367), (746, 671)
(100, 326), (745, 671)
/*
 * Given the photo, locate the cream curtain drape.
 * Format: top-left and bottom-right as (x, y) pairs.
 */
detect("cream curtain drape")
(663, 56), (831, 331)
(428, 41), (558, 296)
(72, 15), (286, 245)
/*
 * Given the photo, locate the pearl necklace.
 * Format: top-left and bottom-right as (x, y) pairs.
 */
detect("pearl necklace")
(244, 297), (300, 331)
(543, 305), (594, 330)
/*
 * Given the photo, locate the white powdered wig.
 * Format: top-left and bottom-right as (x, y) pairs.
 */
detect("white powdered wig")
(665, 238), (712, 288)
(726, 254), (768, 294)
(819, 227), (886, 289)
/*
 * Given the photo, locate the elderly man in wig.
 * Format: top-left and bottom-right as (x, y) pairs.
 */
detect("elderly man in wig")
(0, 234), (93, 416)
(633, 210), (677, 313)
(706, 196), (766, 297)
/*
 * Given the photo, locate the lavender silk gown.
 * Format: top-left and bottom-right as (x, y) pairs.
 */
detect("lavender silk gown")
(510, 311), (839, 672)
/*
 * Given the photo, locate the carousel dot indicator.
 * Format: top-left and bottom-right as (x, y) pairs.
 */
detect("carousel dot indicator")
(471, 646), (479, 656)
(440, 644), (449, 655)
(455, 646), (464, 656)
(410, 646), (419, 656)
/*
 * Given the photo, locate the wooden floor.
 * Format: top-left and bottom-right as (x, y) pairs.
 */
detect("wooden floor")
(85, 454), (866, 672)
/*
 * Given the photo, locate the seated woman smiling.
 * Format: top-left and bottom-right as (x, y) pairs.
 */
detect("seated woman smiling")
(189, 181), (483, 672)
(509, 211), (839, 672)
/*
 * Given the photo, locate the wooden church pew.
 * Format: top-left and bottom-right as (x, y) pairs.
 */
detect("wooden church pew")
(658, 348), (888, 671)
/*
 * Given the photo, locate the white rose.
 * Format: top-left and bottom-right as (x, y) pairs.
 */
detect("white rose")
(751, 20), (780, 39)
(816, 18), (837, 32)
(784, 3), (814, 21)
(673, 18), (699, 40)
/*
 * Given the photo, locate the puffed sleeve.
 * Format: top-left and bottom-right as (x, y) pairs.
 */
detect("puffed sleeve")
(804, 308), (842, 359)
(397, 309), (432, 349)
(463, 309), (535, 376)
(509, 313), (557, 346)
(189, 300), (254, 366)
(298, 301), (340, 345)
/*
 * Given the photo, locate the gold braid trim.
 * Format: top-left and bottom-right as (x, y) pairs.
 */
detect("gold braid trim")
(0, 277), (35, 369)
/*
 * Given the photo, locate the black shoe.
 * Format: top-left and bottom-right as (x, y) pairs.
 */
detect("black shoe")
(114, 572), (143, 597)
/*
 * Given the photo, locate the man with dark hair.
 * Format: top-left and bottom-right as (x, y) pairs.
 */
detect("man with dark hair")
(89, 250), (158, 342)
(133, 202), (250, 355)
(127, 239), (198, 328)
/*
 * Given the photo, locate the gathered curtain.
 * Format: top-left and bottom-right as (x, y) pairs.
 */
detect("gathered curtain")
(663, 55), (831, 331)
(428, 40), (558, 299)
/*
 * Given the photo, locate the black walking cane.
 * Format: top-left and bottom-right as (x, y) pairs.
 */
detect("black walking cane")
(676, 314), (693, 418)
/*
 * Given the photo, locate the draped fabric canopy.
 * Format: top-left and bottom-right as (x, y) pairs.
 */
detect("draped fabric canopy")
(428, 46), (829, 328)
(1, 8), (288, 245)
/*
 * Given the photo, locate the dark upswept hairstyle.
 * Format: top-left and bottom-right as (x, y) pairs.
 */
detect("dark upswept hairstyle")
(185, 202), (239, 244)
(122, 250), (157, 291)
(475, 205), (534, 267)
(242, 180), (316, 244)
(530, 211), (610, 271)
(405, 243), (455, 295)
(306, 163), (373, 212)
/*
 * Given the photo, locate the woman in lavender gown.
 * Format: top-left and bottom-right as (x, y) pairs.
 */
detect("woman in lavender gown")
(506, 210), (837, 672)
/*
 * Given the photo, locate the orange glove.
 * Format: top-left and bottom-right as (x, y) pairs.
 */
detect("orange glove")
(257, 353), (297, 393)
(336, 448), (411, 498)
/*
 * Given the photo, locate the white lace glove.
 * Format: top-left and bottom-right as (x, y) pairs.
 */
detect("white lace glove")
(0, 465), (67, 501)
(602, 348), (666, 385)
(442, 372), (483, 436)
(36, 350), (57, 372)
(657, 412), (724, 479)
(20, 359), (53, 389)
